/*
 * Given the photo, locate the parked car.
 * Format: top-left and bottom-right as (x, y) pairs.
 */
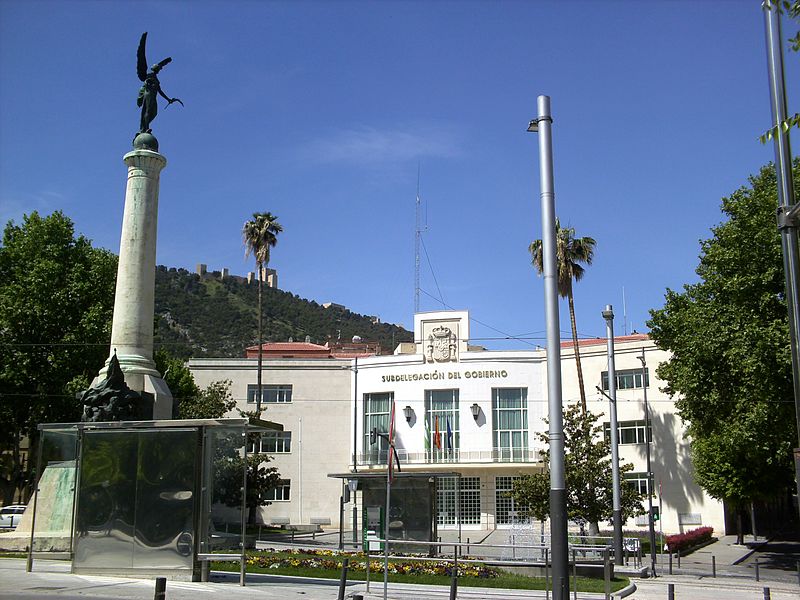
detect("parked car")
(0, 504), (26, 529)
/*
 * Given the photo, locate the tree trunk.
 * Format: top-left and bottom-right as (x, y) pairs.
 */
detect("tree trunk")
(248, 503), (258, 526)
(736, 508), (744, 545)
(588, 521), (600, 536)
(256, 261), (263, 415)
(568, 291), (587, 414)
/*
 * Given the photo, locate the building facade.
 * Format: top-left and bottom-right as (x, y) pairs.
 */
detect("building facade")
(187, 310), (725, 535)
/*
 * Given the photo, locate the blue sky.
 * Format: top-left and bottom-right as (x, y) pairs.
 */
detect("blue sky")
(1, 0), (797, 348)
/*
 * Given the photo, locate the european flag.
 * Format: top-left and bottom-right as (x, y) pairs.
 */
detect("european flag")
(446, 418), (453, 451)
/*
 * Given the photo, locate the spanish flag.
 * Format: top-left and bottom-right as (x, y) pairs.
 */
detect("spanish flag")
(434, 415), (442, 450)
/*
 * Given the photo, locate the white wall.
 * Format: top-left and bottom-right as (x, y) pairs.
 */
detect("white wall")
(189, 357), (351, 527)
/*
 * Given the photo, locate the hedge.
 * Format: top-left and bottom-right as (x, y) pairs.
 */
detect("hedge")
(665, 526), (714, 554)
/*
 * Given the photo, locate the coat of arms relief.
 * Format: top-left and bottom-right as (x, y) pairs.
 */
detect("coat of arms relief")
(426, 325), (458, 363)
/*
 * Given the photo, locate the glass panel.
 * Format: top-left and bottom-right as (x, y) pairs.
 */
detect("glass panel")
(27, 428), (79, 555)
(425, 390), (459, 463)
(74, 428), (199, 573)
(204, 425), (247, 552)
(364, 393), (392, 464)
(492, 389), (528, 462)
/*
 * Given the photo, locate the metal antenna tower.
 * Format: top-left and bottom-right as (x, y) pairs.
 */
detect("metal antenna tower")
(414, 165), (427, 314)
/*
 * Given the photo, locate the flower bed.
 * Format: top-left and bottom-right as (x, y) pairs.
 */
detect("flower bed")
(247, 547), (498, 579)
(665, 526), (714, 554)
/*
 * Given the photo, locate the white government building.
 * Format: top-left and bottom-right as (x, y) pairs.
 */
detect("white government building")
(188, 310), (725, 536)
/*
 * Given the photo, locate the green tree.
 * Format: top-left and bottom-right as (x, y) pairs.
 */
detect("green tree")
(529, 220), (596, 413)
(154, 348), (200, 415)
(511, 404), (643, 535)
(0, 211), (117, 504)
(214, 451), (282, 525)
(151, 358), (280, 525)
(242, 212), (283, 413)
(648, 161), (797, 543)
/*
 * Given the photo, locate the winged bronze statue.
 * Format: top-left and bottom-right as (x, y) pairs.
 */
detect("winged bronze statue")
(136, 32), (183, 135)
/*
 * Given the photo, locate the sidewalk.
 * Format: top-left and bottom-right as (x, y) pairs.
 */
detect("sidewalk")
(3, 556), (799, 600)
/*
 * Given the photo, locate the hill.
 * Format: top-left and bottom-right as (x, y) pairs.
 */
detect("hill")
(153, 266), (412, 359)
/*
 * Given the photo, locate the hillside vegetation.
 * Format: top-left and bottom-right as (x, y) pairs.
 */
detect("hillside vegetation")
(153, 266), (411, 358)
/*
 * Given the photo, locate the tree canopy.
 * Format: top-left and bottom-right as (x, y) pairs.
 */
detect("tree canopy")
(0, 211), (117, 503)
(648, 161), (798, 513)
(529, 220), (596, 412)
(511, 404), (643, 533)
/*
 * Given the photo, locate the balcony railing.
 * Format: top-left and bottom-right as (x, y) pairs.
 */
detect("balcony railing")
(358, 448), (542, 466)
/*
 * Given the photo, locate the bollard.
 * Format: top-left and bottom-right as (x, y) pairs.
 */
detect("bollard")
(669, 552), (673, 575)
(291, 529), (295, 543)
(603, 548), (611, 600)
(466, 537), (470, 555)
(677, 552), (681, 568)
(449, 545), (458, 600)
(337, 558), (349, 600)
(154, 577), (166, 600)
(756, 557), (760, 582)
(712, 555), (716, 578)
(572, 548), (578, 600)
(668, 583), (675, 600)
(763, 587), (770, 600)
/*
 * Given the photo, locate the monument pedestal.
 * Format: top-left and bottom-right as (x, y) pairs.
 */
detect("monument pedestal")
(95, 142), (172, 419)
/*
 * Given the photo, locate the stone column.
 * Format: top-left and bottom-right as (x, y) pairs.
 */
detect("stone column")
(99, 146), (173, 419)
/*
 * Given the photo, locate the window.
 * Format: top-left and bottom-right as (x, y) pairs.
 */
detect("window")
(492, 388), (528, 461)
(604, 420), (651, 445)
(247, 384), (292, 403)
(248, 431), (292, 454)
(266, 479), (291, 501)
(601, 368), (649, 391)
(624, 472), (651, 496)
(437, 476), (481, 526)
(495, 476), (525, 525)
(364, 392), (393, 464)
(425, 389), (459, 461)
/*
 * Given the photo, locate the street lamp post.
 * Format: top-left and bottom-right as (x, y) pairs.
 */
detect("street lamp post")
(764, 1), (800, 517)
(528, 95), (569, 600)
(351, 357), (359, 546)
(638, 349), (657, 577)
(602, 305), (624, 566)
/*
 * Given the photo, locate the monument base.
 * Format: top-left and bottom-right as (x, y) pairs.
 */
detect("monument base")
(93, 355), (174, 420)
(0, 462), (75, 552)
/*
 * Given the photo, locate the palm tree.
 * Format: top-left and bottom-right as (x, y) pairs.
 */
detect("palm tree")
(529, 219), (596, 414)
(243, 212), (283, 414)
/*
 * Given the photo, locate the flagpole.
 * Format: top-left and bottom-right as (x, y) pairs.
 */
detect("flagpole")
(383, 400), (396, 600)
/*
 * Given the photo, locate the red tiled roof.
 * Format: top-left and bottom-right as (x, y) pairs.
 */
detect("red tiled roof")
(245, 342), (332, 358)
(244, 341), (383, 359)
(560, 333), (650, 349)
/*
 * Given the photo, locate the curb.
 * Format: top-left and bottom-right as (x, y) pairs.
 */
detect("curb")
(731, 537), (772, 566)
(613, 581), (637, 598)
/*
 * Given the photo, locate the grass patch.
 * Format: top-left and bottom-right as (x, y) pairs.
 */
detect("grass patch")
(212, 549), (628, 593)
(0, 551), (27, 559)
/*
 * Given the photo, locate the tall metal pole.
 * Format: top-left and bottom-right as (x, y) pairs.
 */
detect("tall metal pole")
(529, 95), (569, 600)
(764, 1), (800, 511)
(639, 349), (657, 577)
(602, 306), (623, 565)
(352, 357), (359, 473)
(352, 357), (360, 547)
